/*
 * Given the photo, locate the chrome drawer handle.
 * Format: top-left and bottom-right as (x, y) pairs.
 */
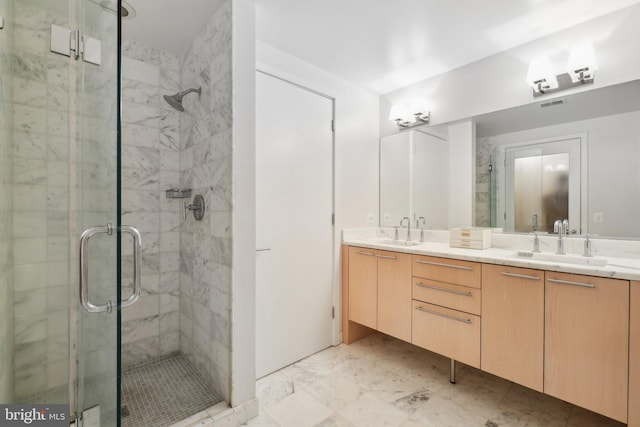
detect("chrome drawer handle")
(416, 259), (473, 271)
(500, 272), (541, 281)
(355, 251), (375, 256)
(415, 306), (472, 324)
(548, 278), (596, 289)
(377, 254), (397, 260)
(416, 282), (472, 297)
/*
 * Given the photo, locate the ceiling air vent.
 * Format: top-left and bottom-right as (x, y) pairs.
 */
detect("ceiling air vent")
(539, 98), (566, 108)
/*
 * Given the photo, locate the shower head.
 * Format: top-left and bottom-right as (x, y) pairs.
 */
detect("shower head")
(163, 87), (202, 112)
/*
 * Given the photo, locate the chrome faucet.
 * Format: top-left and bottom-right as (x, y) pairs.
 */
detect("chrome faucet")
(532, 231), (540, 253)
(400, 217), (411, 242)
(416, 217), (426, 242)
(583, 234), (593, 257)
(553, 219), (569, 255)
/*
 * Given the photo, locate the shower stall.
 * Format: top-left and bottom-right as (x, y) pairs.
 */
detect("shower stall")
(0, 0), (237, 425)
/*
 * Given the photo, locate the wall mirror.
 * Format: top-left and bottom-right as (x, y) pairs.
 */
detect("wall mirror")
(475, 79), (640, 239)
(379, 130), (449, 229)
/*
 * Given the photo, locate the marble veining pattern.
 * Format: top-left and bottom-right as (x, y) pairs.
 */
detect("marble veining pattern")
(179, 0), (233, 403)
(121, 39), (182, 368)
(244, 333), (624, 427)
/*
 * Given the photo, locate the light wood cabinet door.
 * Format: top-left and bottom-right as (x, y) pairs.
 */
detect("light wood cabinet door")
(412, 301), (480, 368)
(377, 250), (412, 342)
(545, 272), (629, 423)
(481, 264), (544, 392)
(630, 281), (640, 427)
(347, 247), (378, 329)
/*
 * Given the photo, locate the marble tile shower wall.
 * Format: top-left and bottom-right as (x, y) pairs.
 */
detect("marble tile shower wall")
(8, 3), (71, 402)
(476, 137), (498, 227)
(0, 0), (14, 403)
(120, 40), (182, 368)
(179, 0), (233, 402)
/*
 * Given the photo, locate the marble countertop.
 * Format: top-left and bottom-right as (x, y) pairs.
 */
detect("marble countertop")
(343, 235), (640, 281)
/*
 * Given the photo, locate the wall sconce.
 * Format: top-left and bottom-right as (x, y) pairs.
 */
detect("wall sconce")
(389, 99), (430, 129)
(527, 44), (597, 97)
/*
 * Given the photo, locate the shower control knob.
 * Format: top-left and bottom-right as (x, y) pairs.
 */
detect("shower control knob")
(184, 194), (205, 221)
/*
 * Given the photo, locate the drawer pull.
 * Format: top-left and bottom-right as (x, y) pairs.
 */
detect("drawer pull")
(500, 272), (541, 281)
(416, 282), (472, 297)
(377, 254), (397, 260)
(415, 306), (472, 324)
(355, 251), (375, 256)
(548, 278), (596, 289)
(416, 259), (473, 271)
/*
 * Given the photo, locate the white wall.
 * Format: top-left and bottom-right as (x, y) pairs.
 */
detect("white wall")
(380, 4), (640, 136)
(448, 121), (476, 228)
(256, 41), (380, 342)
(231, 0), (257, 407)
(413, 131), (450, 229)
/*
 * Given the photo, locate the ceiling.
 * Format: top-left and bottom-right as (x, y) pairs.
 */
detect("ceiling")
(122, 0), (640, 94)
(121, 0), (224, 55)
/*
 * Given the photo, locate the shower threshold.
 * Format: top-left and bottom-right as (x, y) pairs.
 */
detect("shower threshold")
(121, 354), (222, 427)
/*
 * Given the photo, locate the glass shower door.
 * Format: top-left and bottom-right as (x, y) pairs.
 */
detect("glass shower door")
(74, 0), (127, 425)
(1, 0), (127, 426)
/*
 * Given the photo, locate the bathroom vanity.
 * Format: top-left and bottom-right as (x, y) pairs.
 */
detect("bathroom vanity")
(342, 231), (640, 425)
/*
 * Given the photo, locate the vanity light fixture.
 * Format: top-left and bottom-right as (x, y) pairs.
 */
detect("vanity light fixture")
(567, 44), (598, 83)
(527, 44), (597, 97)
(389, 99), (430, 130)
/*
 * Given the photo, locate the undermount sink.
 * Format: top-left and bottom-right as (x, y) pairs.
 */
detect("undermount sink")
(372, 238), (421, 247)
(513, 251), (607, 267)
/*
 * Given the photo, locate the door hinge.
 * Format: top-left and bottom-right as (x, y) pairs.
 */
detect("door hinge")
(50, 24), (102, 65)
(504, 212), (507, 220)
(331, 120), (335, 132)
(332, 306), (335, 319)
(331, 213), (335, 225)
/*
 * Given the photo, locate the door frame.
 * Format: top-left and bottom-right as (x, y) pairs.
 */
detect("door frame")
(255, 69), (339, 346)
(496, 133), (588, 234)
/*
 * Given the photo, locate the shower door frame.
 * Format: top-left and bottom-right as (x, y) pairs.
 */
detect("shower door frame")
(71, 0), (125, 424)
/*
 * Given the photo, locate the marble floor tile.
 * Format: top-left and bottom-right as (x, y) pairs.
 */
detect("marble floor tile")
(264, 389), (333, 427)
(566, 406), (625, 427)
(244, 333), (624, 427)
(338, 393), (408, 427)
(405, 394), (490, 427)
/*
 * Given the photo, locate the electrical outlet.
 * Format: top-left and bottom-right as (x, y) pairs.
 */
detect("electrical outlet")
(367, 213), (375, 224)
(593, 212), (604, 224)
(383, 213), (391, 223)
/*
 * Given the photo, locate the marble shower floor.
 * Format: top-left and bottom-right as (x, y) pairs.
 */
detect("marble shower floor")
(121, 355), (221, 427)
(243, 333), (624, 427)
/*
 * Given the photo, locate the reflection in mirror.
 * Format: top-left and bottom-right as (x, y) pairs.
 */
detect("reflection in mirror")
(505, 138), (580, 234)
(380, 130), (448, 229)
(476, 80), (640, 239)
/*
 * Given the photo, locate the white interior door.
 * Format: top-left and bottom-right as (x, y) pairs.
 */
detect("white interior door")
(255, 72), (334, 378)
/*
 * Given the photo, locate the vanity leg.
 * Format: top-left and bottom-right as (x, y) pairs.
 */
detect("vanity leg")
(450, 359), (456, 384)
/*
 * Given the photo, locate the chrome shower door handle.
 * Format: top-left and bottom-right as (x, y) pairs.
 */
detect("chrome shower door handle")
(79, 224), (114, 313)
(79, 224), (143, 313)
(120, 225), (142, 308)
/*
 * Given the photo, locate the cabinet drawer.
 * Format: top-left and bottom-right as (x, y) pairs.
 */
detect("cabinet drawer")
(412, 278), (480, 315)
(413, 255), (481, 288)
(412, 300), (480, 368)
